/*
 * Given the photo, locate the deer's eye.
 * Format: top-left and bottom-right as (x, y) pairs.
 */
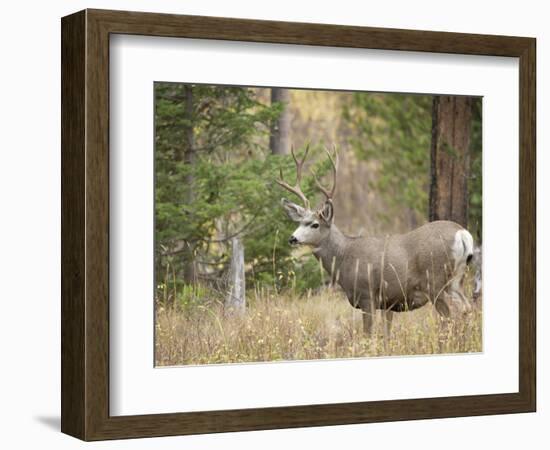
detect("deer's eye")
(311, 223), (320, 229)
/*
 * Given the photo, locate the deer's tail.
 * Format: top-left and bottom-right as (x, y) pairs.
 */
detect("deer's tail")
(452, 229), (474, 270)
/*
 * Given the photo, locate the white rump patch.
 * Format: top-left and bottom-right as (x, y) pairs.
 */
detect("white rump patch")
(452, 229), (474, 268)
(448, 229), (475, 312)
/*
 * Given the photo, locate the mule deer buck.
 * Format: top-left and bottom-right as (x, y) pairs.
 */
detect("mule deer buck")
(277, 146), (475, 335)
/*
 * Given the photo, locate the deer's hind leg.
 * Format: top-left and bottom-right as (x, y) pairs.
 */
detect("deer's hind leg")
(434, 294), (451, 318)
(448, 263), (473, 314)
(421, 287), (450, 318)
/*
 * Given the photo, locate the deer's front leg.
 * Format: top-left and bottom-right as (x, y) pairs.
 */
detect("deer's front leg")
(383, 310), (393, 336)
(357, 293), (376, 336)
(362, 311), (374, 336)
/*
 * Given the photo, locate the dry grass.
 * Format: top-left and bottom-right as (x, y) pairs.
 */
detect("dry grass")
(155, 288), (482, 366)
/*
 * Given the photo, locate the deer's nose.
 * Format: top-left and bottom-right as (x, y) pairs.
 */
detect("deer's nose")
(289, 236), (298, 245)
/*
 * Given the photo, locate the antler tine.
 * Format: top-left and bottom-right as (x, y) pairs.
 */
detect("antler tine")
(290, 144), (310, 184)
(313, 145), (339, 201)
(276, 145), (311, 209)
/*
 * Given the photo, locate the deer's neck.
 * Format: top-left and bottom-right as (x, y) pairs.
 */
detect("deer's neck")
(313, 225), (349, 277)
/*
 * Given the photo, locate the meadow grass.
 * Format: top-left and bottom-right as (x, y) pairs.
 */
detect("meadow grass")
(155, 287), (482, 366)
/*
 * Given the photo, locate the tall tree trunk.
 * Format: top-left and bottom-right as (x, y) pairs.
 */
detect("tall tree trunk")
(429, 96), (473, 228)
(226, 237), (246, 314)
(269, 88), (291, 155)
(181, 85), (196, 283)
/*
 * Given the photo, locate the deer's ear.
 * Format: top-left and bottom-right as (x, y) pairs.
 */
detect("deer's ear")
(281, 198), (306, 222)
(319, 200), (334, 224)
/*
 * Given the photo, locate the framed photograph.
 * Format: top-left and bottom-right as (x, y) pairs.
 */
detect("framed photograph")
(61, 9), (536, 441)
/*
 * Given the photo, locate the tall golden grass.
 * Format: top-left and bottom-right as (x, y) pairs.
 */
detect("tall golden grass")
(155, 286), (482, 366)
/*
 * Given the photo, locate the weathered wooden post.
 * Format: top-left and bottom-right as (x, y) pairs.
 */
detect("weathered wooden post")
(226, 237), (246, 314)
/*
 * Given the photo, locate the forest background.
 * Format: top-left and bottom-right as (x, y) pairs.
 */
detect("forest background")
(154, 84), (482, 365)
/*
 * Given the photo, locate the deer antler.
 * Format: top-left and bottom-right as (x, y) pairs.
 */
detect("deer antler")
(313, 145), (339, 202)
(276, 145), (311, 209)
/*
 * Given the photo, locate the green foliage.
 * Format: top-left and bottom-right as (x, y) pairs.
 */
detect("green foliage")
(344, 93), (433, 222)
(155, 83), (279, 158)
(155, 83), (324, 300)
(176, 283), (212, 309)
(345, 93), (482, 236)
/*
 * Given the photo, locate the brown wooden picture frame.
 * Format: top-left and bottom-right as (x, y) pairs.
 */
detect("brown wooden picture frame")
(61, 8), (536, 441)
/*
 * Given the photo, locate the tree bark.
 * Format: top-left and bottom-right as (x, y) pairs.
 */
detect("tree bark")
(429, 96), (473, 228)
(226, 237), (246, 314)
(269, 88), (291, 155)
